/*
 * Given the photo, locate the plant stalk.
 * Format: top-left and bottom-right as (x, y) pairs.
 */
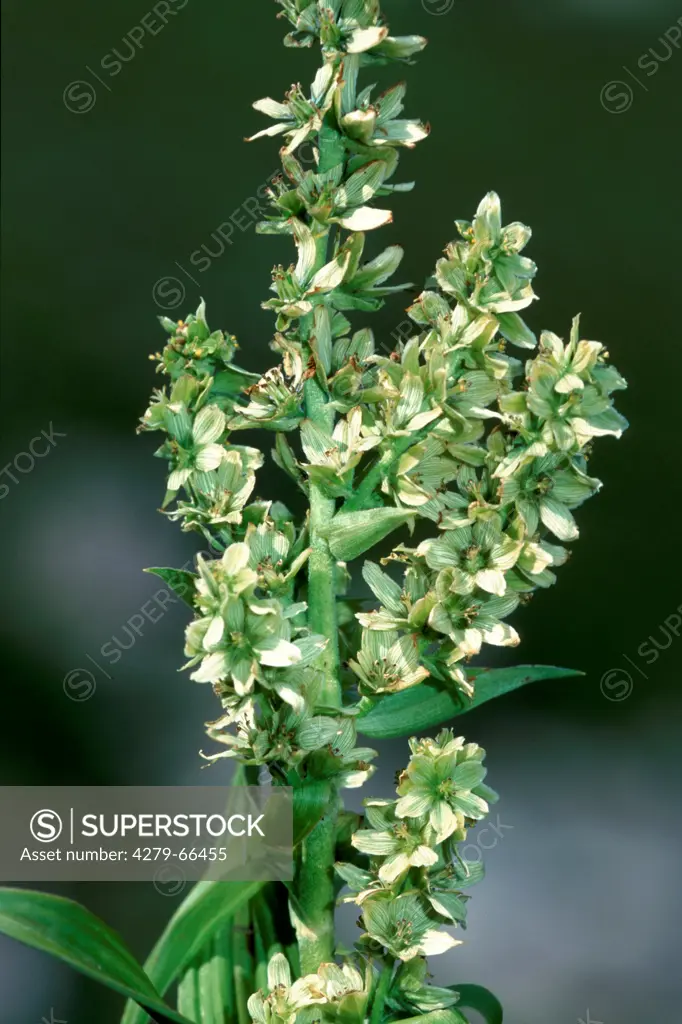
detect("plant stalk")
(369, 960), (395, 1024)
(304, 371), (342, 708)
(293, 118), (344, 976)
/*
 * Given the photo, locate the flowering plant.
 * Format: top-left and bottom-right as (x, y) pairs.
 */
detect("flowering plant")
(0, 3), (626, 1022)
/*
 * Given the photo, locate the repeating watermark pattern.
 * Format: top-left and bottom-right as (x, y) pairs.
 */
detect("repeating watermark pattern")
(41, 1011), (67, 1024)
(600, 16), (682, 114)
(421, 0), (457, 14)
(62, 0), (190, 115)
(152, 145), (317, 311)
(61, 555), (204, 699)
(578, 1013), (603, 1024)
(0, 424), (66, 501)
(151, 168), (281, 310)
(600, 600), (682, 701)
(459, 814), (513, 864)
(63, 668), (98, 703)
(153, 862), (187, 897)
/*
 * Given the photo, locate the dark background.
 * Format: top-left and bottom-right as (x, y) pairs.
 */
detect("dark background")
(2, 0), (681, 1022)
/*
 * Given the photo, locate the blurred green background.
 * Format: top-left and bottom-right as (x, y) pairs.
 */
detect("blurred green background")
(2, 0), (681, 1021)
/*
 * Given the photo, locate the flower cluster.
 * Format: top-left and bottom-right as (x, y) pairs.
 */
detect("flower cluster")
(337, 193), (628, 698)
(139, 301), (265, 547)
(178, 519), (375, 788)
(335, 730), (493, 1012)
(137, 3), (628, 1018)
(248, 953), (369, 1024)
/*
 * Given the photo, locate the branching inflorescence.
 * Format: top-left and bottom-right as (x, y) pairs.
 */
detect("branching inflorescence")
(139, 2), (628, 1021)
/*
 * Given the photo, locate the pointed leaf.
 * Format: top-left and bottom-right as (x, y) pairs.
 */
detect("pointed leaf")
(397, 1012), (468, 1024)
(292, 778), (332, 846)
(452, 984), (504, 1024)
(0, 888), (193, 1024)
(326, 508), (415, 562)
(357, 665), (583, 738)
(144, 568), (197, 608)
(122, 879), (264, 1024)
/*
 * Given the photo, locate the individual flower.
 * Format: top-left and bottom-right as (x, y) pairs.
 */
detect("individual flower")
(301, 717), (377, 789)
(360, 891), (461, 961)
(314, 962), (365, 1004)
(389, 435), (460, 513)
(299, 406), (372, 498)
(229, 365), (304, 431)
(498, 452), (600, 541)
(243, 518), (311, 595)
(349, 628), (430, 695)
(340, 82), (429, 149)
(159, 401), (228, 495)
(417, 519), (522, 597)
(351, 799), (438, 883)
(396, 730), (497, 842)
(248, 66), (339, 155)
(427, 575), (520, 656)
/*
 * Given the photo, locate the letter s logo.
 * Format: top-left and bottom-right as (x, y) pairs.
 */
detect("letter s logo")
(30, 809), (63, 843)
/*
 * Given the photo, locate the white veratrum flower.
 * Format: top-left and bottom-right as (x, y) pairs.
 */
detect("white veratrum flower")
(361, 892), (461, 962)
(184, 544), (306, 694)
(349, 628), (430, 695)
(164, 401), (228, 492)
(247, 953), (327, 1024)
(315, 962), (364, 1003)
(417, 520), (522, 598)
(395, 730), (496, 843)
(351, 799), (438, 883)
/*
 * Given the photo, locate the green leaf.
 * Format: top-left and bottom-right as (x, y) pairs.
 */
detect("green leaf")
(496, 311), (536, 349)
(293, 778), (333, 845)
(311, 305), (333, 378)
(208, 365), (261, 401)
(121, 879), (264, 1024)
(144, 568), (197, 608)
(357, 665), (583, 739)
(453, 984), (504, 1024)
(398, 1012), (469, 1024)
(177, 963), (201, 1023)
(0, 888), (192, 1024)
(178, 925), (235, 1024)
(326, 508), (415, 561)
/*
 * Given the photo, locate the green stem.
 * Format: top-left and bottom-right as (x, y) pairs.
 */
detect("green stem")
(297, 369), (341, 969)
(293, 114), (345, 975)
(304, 373), (341, 708)
(343, 434), (416, 513)
(370, 960), (395, 1024)
(293, 790), (340, 974)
